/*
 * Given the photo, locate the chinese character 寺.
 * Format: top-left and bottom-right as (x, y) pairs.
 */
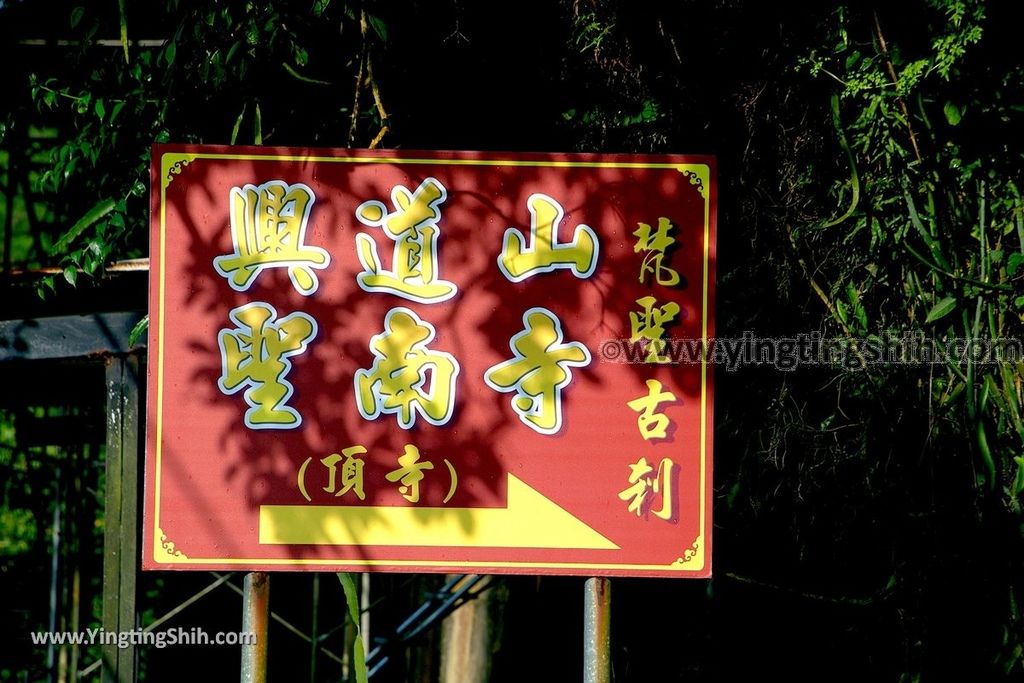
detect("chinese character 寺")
(355, 307), (460, 429)
(629, 295), (680, 363)
(633, 217), (680, 286)
(218, 302), (318, 429)
(484, 307), (591, 435)
(627, 379), (677, 440)
(385, 444), (435, 503)
(213, 180), (331, 296)
(617, 456), (675, 520)
(355, 177), (458, 303)
(497, 193), (599, 282)
(320, 446), (368, 500)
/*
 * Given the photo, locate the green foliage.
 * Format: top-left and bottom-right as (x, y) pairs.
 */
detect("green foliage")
(337, 573), (369, 683)
(795, 1), (1024, 671)
(0, 507), (35, 556)
(9, 1), (376, 286)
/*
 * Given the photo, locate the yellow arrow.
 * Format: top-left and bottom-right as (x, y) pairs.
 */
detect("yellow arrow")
(259, 474), (618, 550)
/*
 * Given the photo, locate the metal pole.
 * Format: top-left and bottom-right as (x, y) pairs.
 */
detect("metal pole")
(583, 577), (611, 683)
(102, 355), (139, 683)
(241, 572), (270, 683)
(309, 573), (320, 683)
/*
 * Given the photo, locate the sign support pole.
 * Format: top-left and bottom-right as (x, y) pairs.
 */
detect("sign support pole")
(583, 577), (611, 683)
(102, 354), (139, 683)
(241, 572), (269, 683)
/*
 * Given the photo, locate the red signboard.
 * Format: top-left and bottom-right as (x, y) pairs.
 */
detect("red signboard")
(145, 145), (716, 577)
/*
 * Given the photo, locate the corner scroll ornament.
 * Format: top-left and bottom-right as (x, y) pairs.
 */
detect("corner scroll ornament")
(676, 164), (709, 200)
(161, 153), (197, 189)
(155, 527), (189, 562)
(670, 535), (702, 568)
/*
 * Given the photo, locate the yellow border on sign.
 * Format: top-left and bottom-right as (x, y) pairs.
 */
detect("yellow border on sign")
(153, 152), (713, 573)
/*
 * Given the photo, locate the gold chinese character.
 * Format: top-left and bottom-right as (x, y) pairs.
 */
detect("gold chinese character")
(497, 193), (599, 282)
(484, 307), (591, 435)
(629, 295), (680, 363)
(355, 177), (458, 303)
(617, 456), (675, 520)
(213, 181), (330, 295)
(626, 379), (677, 440)
(633, 217), (680, 286)
(385, 444), (435, 503)
(320, 446), (368, 500)
(355, 307), (460, 429)
(218, 302), (318, 429)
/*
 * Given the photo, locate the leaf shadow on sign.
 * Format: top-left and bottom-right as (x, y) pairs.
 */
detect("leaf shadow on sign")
(158, 154), (714, 567)
(417, 162), (714, 546)
(162, 156), (515, 566)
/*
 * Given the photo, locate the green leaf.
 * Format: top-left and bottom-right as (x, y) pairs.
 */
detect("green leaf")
(48, 198), (116, 255)
(1007, 252), (1024, 277)
(943, 101), (962, 126)
(925, 296), (957, 323)
(230, 104), (246, 145)
(165, 40), (176, 66)
(367, 14), (387, 42)
(94, 99), (105, 121)
(63, 266), (78, 286)
(312, 0), (331, 17)
(282, 62), (332, 85)
(337, 573), (359, 626)
(337, 574), (369, 683)
(254, 103), (262, 145)
(226, 40), (241, 63)
(128, 315), (149, 347)
(118, 0), (129, 63)
(70, 6), (85, 28)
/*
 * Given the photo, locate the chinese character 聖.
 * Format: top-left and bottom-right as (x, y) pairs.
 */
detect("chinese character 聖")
(218, 302), (318, 429)
(629, 295), (680, 363)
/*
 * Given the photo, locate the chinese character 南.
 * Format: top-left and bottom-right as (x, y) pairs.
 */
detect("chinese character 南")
(627, 379), (677, 441)
(629, 295), (680, 363)
(385, 444), (434, 503)
(320, 446), (368, 500)
(497, 194), (599, 282)
(355, 307), (460, 429)
(484, 307), (591, 435)
(218, 302), (318, 429)
(617, 456), (675, 520)
(355, 177), (458, 303)
(633, 217), (680, 286)
(214, 181), (331, 296)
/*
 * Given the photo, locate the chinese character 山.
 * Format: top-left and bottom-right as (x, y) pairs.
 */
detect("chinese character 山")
(497, 194), (599, 282)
